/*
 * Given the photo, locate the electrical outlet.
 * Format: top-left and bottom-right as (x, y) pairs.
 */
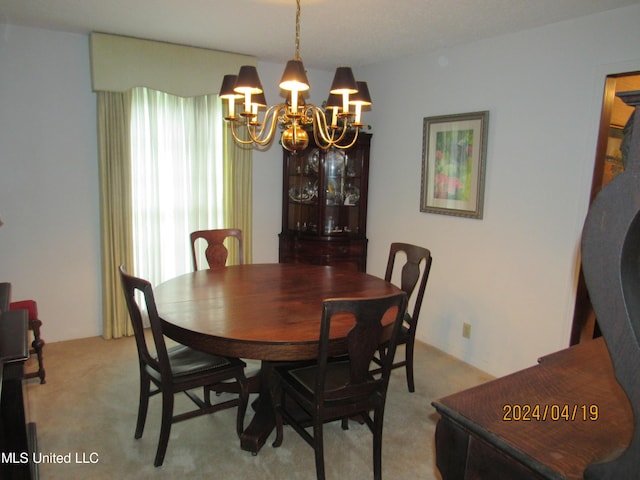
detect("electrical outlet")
(462, 322), (472, 339)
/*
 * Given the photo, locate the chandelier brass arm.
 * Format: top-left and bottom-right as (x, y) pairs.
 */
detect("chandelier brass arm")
(228, 104), (285, 147)
(308, 104), (359, 150)
(226, 100), (361, 151)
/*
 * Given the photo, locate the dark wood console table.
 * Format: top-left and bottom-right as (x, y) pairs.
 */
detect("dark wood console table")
(432, 337), (632, 480)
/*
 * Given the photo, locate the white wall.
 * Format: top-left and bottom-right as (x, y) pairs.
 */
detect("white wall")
(360, 4), (640, 376)
(1, 5), (639, 377)
(0, 24), (101, 341)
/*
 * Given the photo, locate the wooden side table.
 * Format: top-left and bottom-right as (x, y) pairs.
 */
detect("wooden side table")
(432, 338), (632, 480)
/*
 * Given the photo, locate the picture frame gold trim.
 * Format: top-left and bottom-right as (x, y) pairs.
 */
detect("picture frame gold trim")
(420, 111), (489, 219)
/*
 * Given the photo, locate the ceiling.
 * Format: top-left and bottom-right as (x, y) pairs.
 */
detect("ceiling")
(1, 0), (639, 70)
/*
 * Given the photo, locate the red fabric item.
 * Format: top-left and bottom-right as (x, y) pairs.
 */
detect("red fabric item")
(9, 299), (38, 320)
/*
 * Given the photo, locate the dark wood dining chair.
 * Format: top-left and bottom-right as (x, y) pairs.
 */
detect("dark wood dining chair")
(118, 265), (249, 467)
(190, 228), (243, 270)
(372, 243), (432, 392)
(270, 292), (408, 480)
(189, 228), (260, 395)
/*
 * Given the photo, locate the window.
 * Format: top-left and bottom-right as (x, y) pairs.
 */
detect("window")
(130, 87), (224, 285)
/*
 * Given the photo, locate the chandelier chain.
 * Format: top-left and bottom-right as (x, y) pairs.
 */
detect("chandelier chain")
(294, 0), (301, 60)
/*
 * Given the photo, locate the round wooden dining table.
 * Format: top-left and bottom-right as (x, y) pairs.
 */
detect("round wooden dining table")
(154, 263), (401, 454)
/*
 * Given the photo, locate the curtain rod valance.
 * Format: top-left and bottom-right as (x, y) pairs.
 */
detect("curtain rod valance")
(90, 32), (256, 97)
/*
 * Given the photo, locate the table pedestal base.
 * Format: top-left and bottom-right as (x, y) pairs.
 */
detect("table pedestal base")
(240, 362), (275, 455)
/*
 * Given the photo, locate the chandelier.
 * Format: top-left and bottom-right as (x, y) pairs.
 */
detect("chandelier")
(218, 0), (372, 152)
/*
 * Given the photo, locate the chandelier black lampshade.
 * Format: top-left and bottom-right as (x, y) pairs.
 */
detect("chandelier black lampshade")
(329, 67), (358, 95)
(234, 66), (263, 95)
(280, 60), (310, 92)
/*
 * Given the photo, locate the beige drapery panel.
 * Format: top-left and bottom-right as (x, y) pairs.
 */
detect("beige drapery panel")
(91, 33), (255, 339)
(97, 91), (134, 339)
(224, 129), (253, 264)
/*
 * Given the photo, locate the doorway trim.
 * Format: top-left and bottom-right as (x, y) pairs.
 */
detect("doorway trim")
(570, 59), (640, 344)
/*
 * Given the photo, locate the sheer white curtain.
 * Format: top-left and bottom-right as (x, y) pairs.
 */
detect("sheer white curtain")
(130, 87), (224, 286)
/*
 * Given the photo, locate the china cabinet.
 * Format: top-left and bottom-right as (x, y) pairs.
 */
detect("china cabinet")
(279, 133), (371, 271)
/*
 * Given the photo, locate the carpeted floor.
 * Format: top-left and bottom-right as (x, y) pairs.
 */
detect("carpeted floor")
(23, 335), (492, 480)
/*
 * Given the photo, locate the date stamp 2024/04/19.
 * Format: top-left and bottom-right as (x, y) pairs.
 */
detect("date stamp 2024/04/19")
(502, 404), (599, 422)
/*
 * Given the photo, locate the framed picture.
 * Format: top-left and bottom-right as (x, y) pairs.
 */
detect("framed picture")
(420, 111), (489, 219)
